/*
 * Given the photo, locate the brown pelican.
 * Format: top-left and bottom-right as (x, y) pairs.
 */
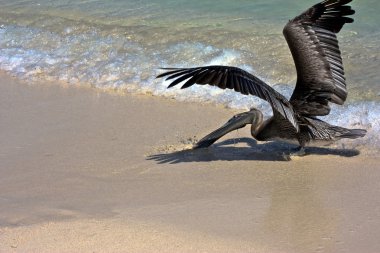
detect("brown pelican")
(156, 0), (366, 155)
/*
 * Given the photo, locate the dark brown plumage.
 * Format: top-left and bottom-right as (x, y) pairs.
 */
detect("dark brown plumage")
(156, 0), (366, 154)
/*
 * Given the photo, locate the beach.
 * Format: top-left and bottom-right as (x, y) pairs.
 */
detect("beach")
(1, 0), (380, 252)
(1, 73), (380, 253)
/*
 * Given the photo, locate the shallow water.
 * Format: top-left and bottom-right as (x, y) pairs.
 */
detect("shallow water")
(0, 0), (379, 149)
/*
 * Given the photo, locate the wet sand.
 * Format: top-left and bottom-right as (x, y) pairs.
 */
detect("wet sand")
(1, 73), (380, 253)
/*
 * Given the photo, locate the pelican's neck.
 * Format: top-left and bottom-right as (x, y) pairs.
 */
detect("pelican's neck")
(250, 109), (264, 138)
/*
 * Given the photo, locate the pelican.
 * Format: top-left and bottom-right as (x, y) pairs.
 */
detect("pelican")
(156, 0), (366, 155)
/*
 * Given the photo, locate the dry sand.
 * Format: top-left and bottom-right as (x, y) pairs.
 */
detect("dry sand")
(1, 73), (380, 253)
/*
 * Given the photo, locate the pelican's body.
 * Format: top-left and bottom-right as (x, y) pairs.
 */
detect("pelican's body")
(156, 0), (366, 155)
(190, 108), (364, 153)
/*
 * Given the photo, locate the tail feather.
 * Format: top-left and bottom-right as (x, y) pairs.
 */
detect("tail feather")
(306, 118), (367, 141)
(338, 128), (367, 139)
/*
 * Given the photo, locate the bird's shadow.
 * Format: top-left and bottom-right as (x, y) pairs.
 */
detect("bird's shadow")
(147, 138), (360, 164)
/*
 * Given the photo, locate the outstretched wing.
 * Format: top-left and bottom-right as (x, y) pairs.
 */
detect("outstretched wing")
(283, 0), (355, 116)
(156, 66), (299, 131)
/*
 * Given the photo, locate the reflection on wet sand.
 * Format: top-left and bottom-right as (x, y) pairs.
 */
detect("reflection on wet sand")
(148, 139), (359, 252)
(260, 164), (338, 253)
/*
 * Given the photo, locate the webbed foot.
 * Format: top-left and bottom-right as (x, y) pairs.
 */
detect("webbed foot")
(290, 146), (307, 157)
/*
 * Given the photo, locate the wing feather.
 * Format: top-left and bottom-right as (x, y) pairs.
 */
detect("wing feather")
(156, 66), (299, 131)
(283, 0), (355, 116)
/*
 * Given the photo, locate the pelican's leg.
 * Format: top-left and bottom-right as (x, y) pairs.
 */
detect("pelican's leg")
(193, 110), (256, 149)
(290, 146), (307, 157)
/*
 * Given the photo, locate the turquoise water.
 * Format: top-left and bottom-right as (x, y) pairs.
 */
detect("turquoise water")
(0, 0), (379, 149)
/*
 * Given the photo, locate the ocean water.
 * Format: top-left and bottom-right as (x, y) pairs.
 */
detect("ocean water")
(0, 0), (379, 150)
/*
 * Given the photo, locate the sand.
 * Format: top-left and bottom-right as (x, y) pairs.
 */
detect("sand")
(1, 73), (380, 253)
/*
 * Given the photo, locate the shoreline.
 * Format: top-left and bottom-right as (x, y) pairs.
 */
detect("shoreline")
(1, 73), (380, 253)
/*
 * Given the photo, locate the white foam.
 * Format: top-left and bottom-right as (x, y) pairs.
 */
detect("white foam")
(321, 102), (380, 149)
